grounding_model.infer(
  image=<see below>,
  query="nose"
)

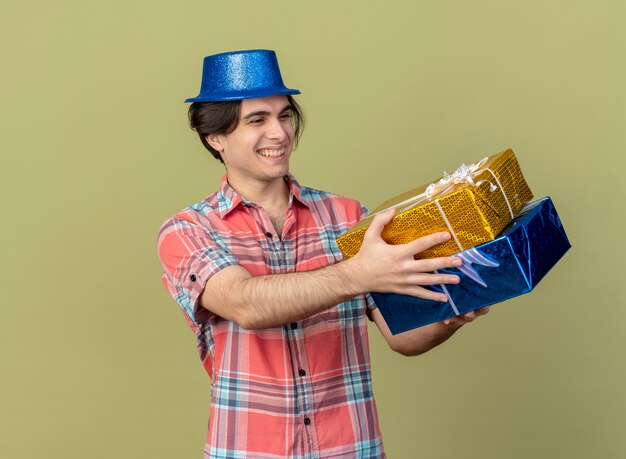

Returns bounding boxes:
[266,117,290,141]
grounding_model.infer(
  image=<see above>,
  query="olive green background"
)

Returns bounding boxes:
[2,1,624,458]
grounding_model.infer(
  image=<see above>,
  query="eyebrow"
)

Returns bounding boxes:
[241,105,293,120]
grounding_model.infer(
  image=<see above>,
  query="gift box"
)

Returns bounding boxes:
[370,197,571,335]
[337,149,533,259]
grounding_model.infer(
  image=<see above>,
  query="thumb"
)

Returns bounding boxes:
[363,208,396,243]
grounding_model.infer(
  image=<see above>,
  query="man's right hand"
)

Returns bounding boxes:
[347,209,463,302]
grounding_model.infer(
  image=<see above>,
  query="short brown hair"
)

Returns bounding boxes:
[188,96,305,163]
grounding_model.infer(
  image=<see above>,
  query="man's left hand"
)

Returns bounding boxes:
[442,306,491,328]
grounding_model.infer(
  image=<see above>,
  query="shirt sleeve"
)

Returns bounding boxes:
[356,203,378,318]
[157,216,240,325]
[359,203,369,220]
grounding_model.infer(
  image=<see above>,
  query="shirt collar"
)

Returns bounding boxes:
[216,173,312,218]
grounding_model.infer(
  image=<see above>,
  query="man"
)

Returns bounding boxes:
[157,49,489,459]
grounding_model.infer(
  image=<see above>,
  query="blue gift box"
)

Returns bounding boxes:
[370,197,571,335]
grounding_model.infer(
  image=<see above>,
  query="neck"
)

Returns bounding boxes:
[227,174,290,211]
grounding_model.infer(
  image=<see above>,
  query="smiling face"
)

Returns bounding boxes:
[206,95,295,190]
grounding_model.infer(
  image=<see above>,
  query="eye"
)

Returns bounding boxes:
[280,111,293,120]
[248,118,263,125]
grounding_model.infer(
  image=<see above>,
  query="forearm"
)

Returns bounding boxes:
[372,307,463,356]
[391,322,463,356]
[372,306,491,356]
[201,259,364,329]
[200,210,470,330]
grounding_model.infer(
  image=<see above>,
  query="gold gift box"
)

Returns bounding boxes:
[337,149,533,259]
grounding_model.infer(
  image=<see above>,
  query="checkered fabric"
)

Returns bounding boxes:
[157,174,385,458]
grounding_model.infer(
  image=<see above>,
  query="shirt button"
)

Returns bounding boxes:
[298,369,306,377]
[189,274,197,282]
[290,322,298,330]
[304,417,311,425]
[265,232,273,238]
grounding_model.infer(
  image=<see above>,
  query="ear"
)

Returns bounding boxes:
[205,134,224,153]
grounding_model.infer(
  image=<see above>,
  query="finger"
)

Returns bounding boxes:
[407,273,460,286]
[461,311,477,322]
[443,316,465,327]
[460,307,491,322]
[363,209,396,242]
[400,285,449,303]
[402,232,452,256]
[414,256,463,272]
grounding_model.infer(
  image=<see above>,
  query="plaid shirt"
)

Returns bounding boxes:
[157,174,385,459]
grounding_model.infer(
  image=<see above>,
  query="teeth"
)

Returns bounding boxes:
[258,147,285,157]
